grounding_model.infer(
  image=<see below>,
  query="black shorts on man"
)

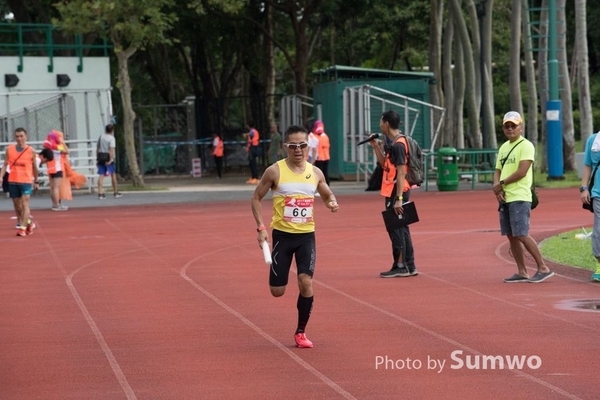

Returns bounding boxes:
[269,230,316,287]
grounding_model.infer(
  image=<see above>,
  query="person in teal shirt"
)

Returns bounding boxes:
[580,131,600,281]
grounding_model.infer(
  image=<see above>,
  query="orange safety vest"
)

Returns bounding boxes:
[317,133,330,161]
[44,130,67,174]
[46,154,65,174]
[6,145,34,184]
[247,128,260,148]
[380,136,409,198]
[212,137,224,157]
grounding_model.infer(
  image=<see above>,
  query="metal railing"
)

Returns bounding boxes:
[1,139,98,193]
[0,23,111,73]
[423,149,498,191]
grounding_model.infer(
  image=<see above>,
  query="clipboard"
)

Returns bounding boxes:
[381,201,419,231]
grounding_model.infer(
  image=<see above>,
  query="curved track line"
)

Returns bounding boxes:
[321,234,595,331]
[180,255,356,400]
[66,271,138,400]
[312,278,582,400]
[59,218,251,398]
[495,240,598,285]
[59,224,209,400]
[36,222,154,400]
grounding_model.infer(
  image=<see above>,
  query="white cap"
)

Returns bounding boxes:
[502,111,523,125]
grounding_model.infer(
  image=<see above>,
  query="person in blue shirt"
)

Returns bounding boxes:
[580,131,600,281]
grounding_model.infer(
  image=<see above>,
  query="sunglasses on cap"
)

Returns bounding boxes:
[284,142,309,150]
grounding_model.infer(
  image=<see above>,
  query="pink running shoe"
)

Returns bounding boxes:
[26,221,36,235]
[294,333,313,348]
[16,228,26,237]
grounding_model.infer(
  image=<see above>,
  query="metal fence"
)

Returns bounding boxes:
[134,104,194,175]
[0,138,100,193]
[134,101,273,177]
[0,90,112,143]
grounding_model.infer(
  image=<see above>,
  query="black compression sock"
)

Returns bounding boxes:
[296,294,314,334]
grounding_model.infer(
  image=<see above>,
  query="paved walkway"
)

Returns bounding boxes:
[0,173,492,212]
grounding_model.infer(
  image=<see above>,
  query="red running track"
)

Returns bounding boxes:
[0,187,598,399]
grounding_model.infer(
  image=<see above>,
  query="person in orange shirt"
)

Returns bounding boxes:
[243,121,261,184]
[211,132,224,179]
[367,110,418,278]
[313,120,331,185]
[0,128,52,236]
[43,130,70,211]
[306,130,319,164]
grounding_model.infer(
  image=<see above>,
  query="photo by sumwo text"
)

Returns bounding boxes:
[375,350,542,373]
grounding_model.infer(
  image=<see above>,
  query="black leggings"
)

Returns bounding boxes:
[386,189,415,268]
[214,156,223,178]
[315,160,329,186]
[269,230,316,287]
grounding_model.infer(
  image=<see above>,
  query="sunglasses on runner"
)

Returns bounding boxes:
[284,142,309,150]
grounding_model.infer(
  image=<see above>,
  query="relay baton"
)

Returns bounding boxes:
[262,241,272,265]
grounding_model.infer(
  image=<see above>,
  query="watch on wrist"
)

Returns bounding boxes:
[499,180,505,186]
[580,185,589,193]
[256,225,267,232]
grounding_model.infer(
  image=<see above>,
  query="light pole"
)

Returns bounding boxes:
[476,0,488,149]
[546,0,564,179]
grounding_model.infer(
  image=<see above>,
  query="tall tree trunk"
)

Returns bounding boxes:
[467,1,481,112]
[483,0,496,149]
[429,0,444,146]
[575,0,593,145]
[442,6,456,148]
[557,0,576,171]
[449,0,480,148]
[329,25,336,66]
[264,2,276,128]
[294,25,309,122]
[454,32,466,149]
[509,0,523,122]
[522,0,539,147]
[113,38,144,187]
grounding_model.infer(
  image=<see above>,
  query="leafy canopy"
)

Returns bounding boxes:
[53,0,177,50]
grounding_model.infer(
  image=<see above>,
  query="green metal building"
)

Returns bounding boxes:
[312,65,436,180]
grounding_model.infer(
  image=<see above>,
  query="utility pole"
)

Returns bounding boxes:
[546,0,564,179]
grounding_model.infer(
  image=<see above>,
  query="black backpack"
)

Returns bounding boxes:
[399,134,424,187]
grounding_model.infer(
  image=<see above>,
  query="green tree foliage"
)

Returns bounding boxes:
[53,0,177,186]
[5,0,600,154]
[315,0,430,71]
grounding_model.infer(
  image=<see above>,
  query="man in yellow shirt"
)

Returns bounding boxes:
[493,111,554,283]
[251,125,339,348]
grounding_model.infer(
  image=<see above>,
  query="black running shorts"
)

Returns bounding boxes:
[269,229,316,287]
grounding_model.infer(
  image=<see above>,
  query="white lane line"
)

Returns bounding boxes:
[180,258,356,400]
[66,271,138,400]
[37,219,150,400]
[313,277,583,400]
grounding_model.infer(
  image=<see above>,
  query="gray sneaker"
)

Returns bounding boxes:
[528,271,555,283]
[380,264,411,278]
[114,192,123,198]
[503,273,529,283]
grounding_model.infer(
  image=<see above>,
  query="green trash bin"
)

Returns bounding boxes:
[437,147,459,191]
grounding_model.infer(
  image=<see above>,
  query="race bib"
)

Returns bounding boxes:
[283,197,314,223]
